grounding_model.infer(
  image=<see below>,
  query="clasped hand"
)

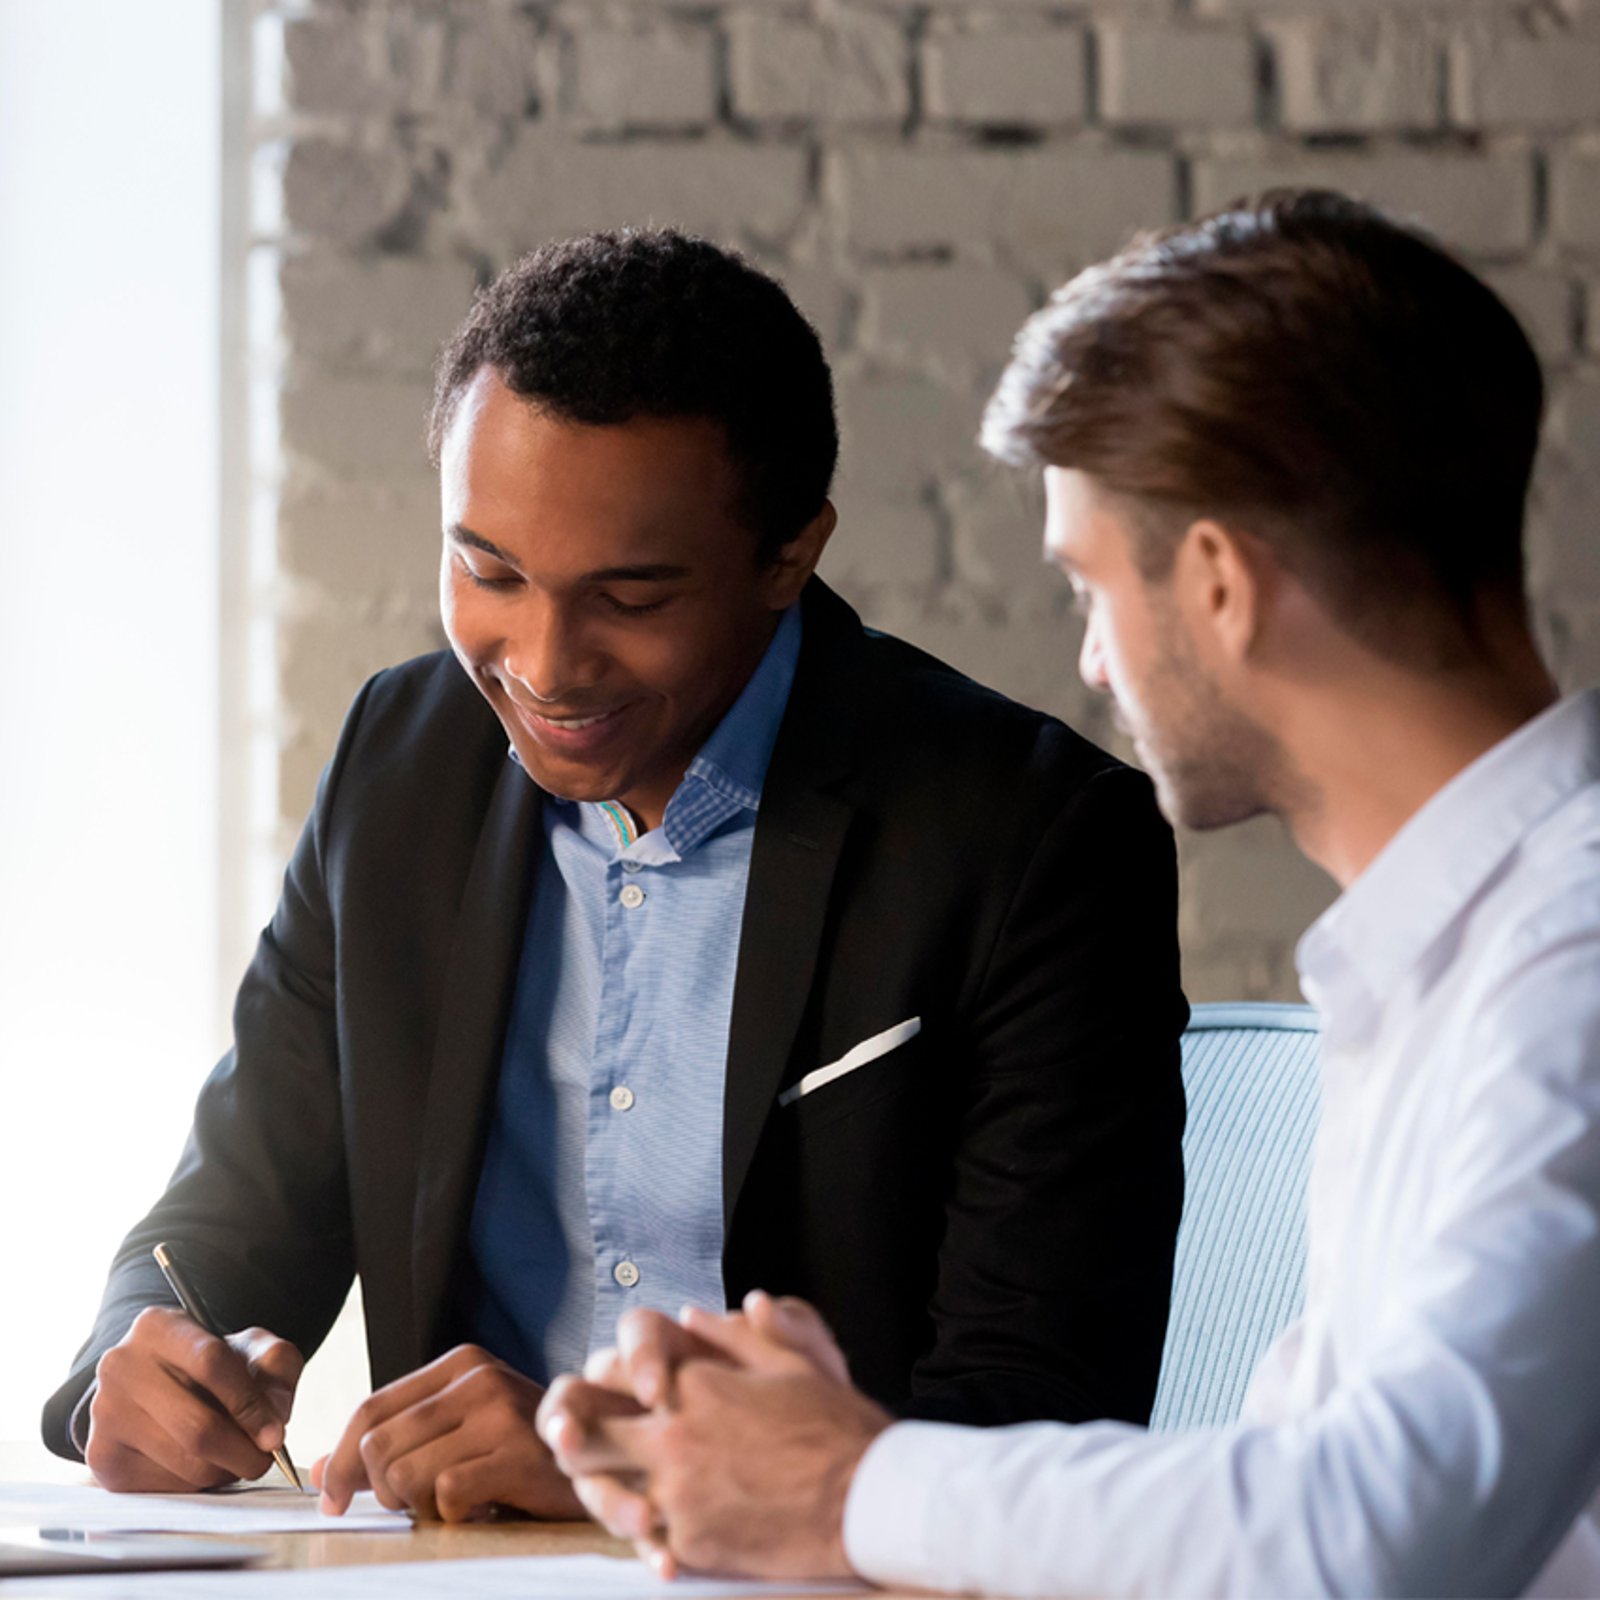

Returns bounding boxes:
[535,1291,892,1580]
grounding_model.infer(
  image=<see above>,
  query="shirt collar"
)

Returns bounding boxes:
[1297,689,1600,1020]
[682,602,802,811]
[532,603,804,862]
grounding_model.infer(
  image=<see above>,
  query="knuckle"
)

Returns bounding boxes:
[359,1424,394,1469]
[95,1345,131,1387]
[190,1341,232,1391]
[128,1305,173,1340]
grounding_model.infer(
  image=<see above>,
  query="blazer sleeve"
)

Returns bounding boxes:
[906,761,1188,1428]
[39,680,379,1460]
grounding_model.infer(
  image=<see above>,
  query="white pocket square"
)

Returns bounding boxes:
[777,1017,922,1109]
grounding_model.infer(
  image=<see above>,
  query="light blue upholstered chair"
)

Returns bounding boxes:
[1150,1002,1322,1432]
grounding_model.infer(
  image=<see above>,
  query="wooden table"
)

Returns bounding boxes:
[239,1514,632,1570]
[0,1444,920,1593]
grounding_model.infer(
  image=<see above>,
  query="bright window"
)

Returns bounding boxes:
[0,0,223,1444]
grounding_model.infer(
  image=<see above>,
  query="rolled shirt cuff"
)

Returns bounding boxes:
[843,1420,981,1592]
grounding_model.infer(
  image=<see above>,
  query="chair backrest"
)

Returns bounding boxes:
[1150,1001,1321,1432]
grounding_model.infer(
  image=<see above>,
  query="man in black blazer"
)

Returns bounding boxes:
[44,230,1186,1521]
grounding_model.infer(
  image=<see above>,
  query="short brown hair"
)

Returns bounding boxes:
[982,190,1544,655]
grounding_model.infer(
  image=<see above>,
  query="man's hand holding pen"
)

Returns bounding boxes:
[84,1306,303,1493]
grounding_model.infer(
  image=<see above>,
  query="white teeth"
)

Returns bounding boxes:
[543,713,608,730]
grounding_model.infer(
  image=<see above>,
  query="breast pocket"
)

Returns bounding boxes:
[780,1017,922,1137]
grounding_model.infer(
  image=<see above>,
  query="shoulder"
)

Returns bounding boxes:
[318,648,509,824]
[802,594,1145,832]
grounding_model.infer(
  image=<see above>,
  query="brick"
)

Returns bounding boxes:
[1451,34,1600,129]
[469,134,811,254]
[442,9,545,118]
[1526,374,1600,605]
[279,138,414,246]
[1099,24,1258,129]
[922,26,1087,126]
[943,464,1058,596]
[1553,152,1600,255]
[272,13,396,115]
[276,481,443,603]
[865,589,1113,737]
[1542,602,1600,693]
[278,607,446,819]
[277,254,478,375]
[833,145,1177,270]
[728,9,908,126]
[1480,267,1576,367]
[1178,816,1336,947]
[1180,945,1298,1005]
[818,496,942,589]
[1267,16,1440,133]
[770,261,854,350]
[279,373,435,479]
[569,25,716,129]
[857,264,1034,380]
[836,372,986,497]
[1192,150,1535,257]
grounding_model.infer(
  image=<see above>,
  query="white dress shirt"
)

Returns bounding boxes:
[845,690,1600,1598]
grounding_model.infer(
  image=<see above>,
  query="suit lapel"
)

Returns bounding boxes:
[722,582,862,1225]
[411,757,541,1359]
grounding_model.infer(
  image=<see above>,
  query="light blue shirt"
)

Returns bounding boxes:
[461,605,803,1385]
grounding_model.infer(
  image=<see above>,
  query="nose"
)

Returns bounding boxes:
[1078,615,1110,692]
[504,595,603,703]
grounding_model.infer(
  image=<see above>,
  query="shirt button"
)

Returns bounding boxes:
[614,1260,640,1288]
[610,1085,635,1112]
[622,860,642,874]
[619,883,646,909]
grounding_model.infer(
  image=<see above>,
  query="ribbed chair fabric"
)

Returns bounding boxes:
[1150,1002,1322,1433]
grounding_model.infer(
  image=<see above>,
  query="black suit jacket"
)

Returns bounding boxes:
[44,581,1186,1456]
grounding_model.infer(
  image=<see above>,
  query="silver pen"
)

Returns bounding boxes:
[151,1241,304,1491]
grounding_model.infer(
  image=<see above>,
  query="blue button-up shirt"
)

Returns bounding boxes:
[461,605,803,1385]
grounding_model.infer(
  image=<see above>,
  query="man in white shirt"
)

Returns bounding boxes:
[535,188,1600,1597]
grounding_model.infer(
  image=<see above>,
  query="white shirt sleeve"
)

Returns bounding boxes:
[843,930,1600,1599]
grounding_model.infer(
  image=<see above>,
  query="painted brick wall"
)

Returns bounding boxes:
[247,0,1600,1002]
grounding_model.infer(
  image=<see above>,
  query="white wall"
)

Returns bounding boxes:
[0,0,222,1443]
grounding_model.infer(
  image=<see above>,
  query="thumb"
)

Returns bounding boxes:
[677,1302,820,1379]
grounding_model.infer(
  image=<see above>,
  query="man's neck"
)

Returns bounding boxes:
[1281,656,1559,890]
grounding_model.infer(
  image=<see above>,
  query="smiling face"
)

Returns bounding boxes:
[440,368,831,831]
[1044,466,1278,832]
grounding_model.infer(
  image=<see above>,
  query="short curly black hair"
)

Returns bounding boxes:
[428,229,838,563]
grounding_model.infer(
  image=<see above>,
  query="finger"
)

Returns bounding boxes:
[678,1303,817,1378]
[742,1291,850,1382]
[309,1454,329,1491]
[538,1379,646,1474]
[136,1311,287,1453]
[318,1348,485,1514]
[431,1444,582,1524]
[103,1389,261,1490]
[92,1335,265,1486]
[570,1469,657,1542]
[355,1382,479,1515]
[582,1346,628,1391]
[615,1308,736,1407]
[639,1535,678,1581]
[231,1328,305,1422]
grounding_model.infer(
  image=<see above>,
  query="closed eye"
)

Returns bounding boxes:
[599,593,670,616]
[455,553,519,591]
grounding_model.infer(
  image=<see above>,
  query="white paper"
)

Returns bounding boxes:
[0,1481,409,1535]
[1,1551,864,1597]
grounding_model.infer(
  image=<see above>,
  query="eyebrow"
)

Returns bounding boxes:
[449,526,692,585]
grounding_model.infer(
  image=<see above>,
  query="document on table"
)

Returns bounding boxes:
[0,1551,865,1596]
[0,1481,409,1535]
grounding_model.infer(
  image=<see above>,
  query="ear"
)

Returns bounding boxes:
[761,500,837,607]
[1172,517,1268,663]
